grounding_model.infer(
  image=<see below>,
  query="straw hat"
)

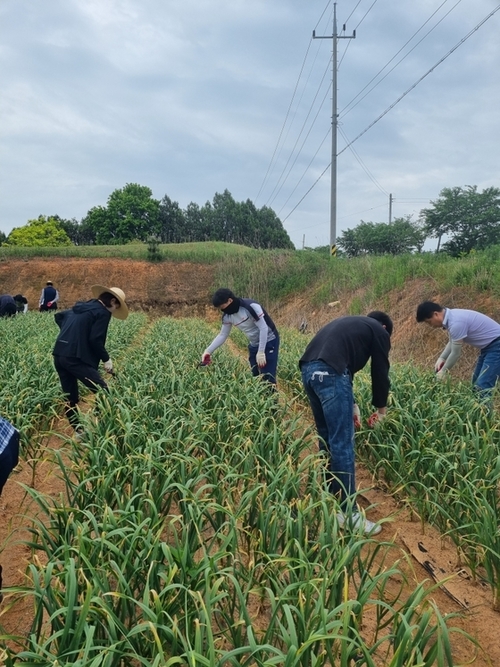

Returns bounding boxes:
[91,285,129,320]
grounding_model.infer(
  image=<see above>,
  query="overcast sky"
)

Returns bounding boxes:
[1,0,499,249]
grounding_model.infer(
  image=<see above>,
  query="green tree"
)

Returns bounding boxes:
[0,230,6,246]
[158,195,186,243]
[6,215,72,247]
[254,205,295,249]
[337,217,425,257]
[420,185,500,255]
[184,202,206,241]
[85,183,160,244]
[46,215,96,245]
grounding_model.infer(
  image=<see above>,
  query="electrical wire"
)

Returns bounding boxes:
[255,0,332,204]
[340,0,463,119]
[278,126,331,215]
[265,58,332,207]
[338,125,389,196]
[338,4,500,156]
[281,5,500,222]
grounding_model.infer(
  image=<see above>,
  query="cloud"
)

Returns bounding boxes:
[1,0,499,249]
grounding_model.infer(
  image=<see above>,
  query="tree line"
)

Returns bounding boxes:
[336,185,500,257]
[2,183,499,256]
[2,185,295,250]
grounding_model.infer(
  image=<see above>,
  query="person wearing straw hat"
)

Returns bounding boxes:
[52,285,128,438]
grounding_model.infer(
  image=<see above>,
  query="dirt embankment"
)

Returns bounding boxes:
[0,258,217,318]
[1,256,497,376]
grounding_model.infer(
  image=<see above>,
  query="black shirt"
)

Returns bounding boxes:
[299,316,390,408]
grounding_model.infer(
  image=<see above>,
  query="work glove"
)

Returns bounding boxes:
[434,357,445,373]
[201,351,212,366]
[367,411,386,428]
[256,351,267,368]
[353,403,361,430]
[104,359,113,373]
[435,368,447,381]
[47,301,53,308]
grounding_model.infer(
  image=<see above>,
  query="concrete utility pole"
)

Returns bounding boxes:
[389,193,393,223]
[313,3,355,257]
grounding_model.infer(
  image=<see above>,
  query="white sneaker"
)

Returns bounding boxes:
[336,511,382,536]
[74,428,85,443]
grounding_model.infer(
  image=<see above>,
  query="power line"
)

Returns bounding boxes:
[337,5,500,156]
[340,0,463,119]
[265,58,332,207]
[255,1,333,204]
[280,5,500,222]
[338,125,389,196]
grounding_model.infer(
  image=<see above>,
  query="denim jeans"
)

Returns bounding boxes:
[301,360,355,509]
[472,337,500,398]
[248,336,280,386]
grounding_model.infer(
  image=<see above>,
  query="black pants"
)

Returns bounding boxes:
[0,430,20,496]
[53,355,108,428]
[40,303,58,312]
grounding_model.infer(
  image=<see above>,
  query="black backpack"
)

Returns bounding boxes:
[239,298,278,336]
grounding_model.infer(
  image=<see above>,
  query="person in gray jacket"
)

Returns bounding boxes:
[416,301,500,398]
[53,285,128,436]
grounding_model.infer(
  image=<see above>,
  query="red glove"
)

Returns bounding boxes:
[367,411,386,428]
[47,301,53,307]
[200,352,211,366]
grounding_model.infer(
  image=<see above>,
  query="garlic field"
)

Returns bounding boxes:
[1,313,499,666]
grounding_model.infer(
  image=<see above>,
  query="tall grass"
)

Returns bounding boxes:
[3,243,500,306]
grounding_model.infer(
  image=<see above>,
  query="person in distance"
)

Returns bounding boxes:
[39,280,60,312]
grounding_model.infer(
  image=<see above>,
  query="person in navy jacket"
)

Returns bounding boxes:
[53,284,128,437]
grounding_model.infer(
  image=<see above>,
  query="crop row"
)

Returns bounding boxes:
[0,316,465,666]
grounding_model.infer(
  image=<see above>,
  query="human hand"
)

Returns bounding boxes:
[367,411,386,428]
[434,358,445,373]
[353,403,361,430]
[201,351,212,366]
[104,359,113,373]
[435,369,447,381]
[47,302,53,308]
[256,351,267,368]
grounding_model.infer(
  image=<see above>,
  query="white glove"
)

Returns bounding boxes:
[434,358,445,373]
[367,411,386,428]
[435,368,447,381]
[104,359,113,373]
[256,351,267,368]
[353,403,361,430]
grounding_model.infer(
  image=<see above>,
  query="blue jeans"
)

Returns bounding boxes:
[472,337,500,399]
[249,336,280,386]
[301,360,355,509]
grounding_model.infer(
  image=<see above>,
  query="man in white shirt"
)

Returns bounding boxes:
[416,301,500,396]
[201,288,279,387]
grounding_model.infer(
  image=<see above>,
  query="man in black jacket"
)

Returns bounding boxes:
[53,285,128,437]
[299,311,392,535]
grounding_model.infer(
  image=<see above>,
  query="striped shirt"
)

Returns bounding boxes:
[0,417,16,455]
